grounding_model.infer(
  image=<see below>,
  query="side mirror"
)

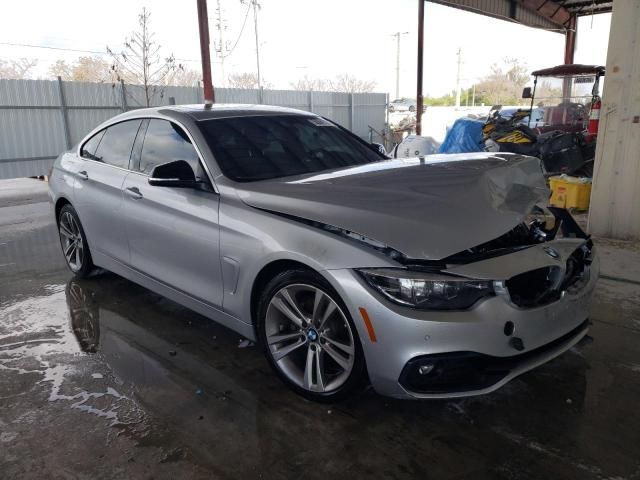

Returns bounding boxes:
[371,142,387,155]
[148,160,197,188]
[522,87,533,99]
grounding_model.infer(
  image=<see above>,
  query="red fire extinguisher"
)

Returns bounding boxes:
[587,96,601,141]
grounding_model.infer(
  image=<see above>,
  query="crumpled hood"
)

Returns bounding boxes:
[234,153,550,260]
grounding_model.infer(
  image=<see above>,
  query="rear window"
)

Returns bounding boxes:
[197,115,383,182]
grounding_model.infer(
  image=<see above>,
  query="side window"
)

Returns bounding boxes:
[80,129,106,161]
[139,119,200,175]
[93,120,142,169]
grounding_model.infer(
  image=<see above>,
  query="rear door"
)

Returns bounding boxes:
[121,118,223,307]
[73,119,143,263]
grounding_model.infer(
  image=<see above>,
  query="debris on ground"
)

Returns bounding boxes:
[238,339,254,348]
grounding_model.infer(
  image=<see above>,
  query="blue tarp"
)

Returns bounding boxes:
[438,117,485,154]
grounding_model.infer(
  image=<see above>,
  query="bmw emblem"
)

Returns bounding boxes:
[307,328,318,342]
[543,246,560,259]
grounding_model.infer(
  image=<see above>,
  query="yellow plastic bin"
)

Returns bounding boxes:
[548,175,592,211]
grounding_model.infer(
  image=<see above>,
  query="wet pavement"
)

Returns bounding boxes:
[1,179,640,480]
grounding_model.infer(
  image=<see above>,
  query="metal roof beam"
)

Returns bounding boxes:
[519,0,573,28]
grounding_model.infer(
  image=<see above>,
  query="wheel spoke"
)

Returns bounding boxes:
[267,331,303,346]
[303,346,324,391]
[75,242,81,266]
[68,215,79,235]
[323,343,351,371]
[318,302,336,330]
[311,289,324,325]
[322,336,354,356]
[280,288,308,325]
[64,242,75,260]
[272,337,306,361]
[59,223,74,238]
[271,297,305,328]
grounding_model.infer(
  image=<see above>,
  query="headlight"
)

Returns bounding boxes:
[357,268,494,310]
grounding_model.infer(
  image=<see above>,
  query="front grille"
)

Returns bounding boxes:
[506,266,563,308]
[506,246,591,308]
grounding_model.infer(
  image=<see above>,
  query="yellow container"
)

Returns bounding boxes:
[549,176,592,211]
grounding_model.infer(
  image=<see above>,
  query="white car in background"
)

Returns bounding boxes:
[389,98,417,113]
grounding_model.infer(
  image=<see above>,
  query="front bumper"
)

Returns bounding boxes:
[325,243,598,399]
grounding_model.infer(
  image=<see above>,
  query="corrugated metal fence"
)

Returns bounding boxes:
[0,78,388,179]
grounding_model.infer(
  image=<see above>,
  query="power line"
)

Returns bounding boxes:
[0,41,205,65]
[222,2,252,58]
[0,41,106,55]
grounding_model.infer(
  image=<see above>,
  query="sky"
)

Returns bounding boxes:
[0,0,611,97]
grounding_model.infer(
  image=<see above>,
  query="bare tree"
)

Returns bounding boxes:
[107,7,180,106]
[289,74,376,93]
[0,58,38,79]
[227,72,271,89]
[329,74,376,93]
[49,56,113,83]
[167,67,202,87]
[289,75,330,91]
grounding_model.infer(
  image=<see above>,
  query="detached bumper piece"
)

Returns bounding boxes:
[399,319,589,395]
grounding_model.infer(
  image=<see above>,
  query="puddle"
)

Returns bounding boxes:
[0,284,146,428]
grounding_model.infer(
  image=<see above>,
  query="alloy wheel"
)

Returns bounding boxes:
[265,284,355,393]
[59,211,84,272]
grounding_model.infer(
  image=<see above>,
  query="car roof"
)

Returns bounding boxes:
[117,104,315,122]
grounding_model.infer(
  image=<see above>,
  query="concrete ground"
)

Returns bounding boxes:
[1,178,640,480]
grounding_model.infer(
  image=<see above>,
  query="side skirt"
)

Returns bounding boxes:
[92,251,256,341]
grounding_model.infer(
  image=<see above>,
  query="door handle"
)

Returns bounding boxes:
[77,170,89,181]
[125,186,143,200]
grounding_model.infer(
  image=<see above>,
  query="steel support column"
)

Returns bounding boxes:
[197,0,215,104]
[416,0,425,136]
[564,15,577,64]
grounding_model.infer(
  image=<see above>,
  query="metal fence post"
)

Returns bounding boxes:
[56,76,72,149]
[349,93,354,131]
[308,89,314,113]
[120,80,128,112]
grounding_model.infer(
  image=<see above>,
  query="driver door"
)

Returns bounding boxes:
[121,118,223,307]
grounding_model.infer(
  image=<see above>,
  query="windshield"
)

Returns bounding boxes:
[528,74,602,129]
[197,114,383,182]
[533,74,601,108]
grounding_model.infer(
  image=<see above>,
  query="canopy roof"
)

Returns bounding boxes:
[531,64,606,77]
[427,0,612,31]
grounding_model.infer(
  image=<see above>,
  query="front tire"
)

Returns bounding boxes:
[257,269,366,402]
[58,204,94,279]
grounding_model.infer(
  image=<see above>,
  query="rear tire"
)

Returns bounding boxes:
[57,204,95,279]
[256,269,366,402]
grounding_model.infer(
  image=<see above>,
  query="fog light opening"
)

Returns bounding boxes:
[418,364,434,375]
[504,321,515,337]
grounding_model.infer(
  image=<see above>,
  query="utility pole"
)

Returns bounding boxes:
[392,32,409,100]
[197,0,214,104]
[472,84,476,107]
[252,0,262,89]
[214,0,228,87]
[455,47,462,108]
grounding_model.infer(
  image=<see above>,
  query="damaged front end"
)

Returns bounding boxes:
[345,206,598,398]
[319,206,594,319]
[438,206,596,310]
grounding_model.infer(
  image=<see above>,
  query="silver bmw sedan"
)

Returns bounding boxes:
[49,104,598,401]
